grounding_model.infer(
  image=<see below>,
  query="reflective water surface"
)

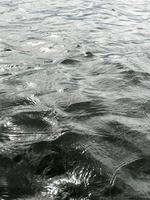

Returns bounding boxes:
[0,0,150,199]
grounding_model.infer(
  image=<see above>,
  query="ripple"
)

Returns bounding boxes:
[143,99,150,120]
[0,95,36,111]
[61,58,80,65]
[11,109,56,131]
[63,100,108,120]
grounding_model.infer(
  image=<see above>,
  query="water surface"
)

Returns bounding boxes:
[0,0,150,199]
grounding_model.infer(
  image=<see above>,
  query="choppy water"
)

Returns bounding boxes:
[0,0,150,199]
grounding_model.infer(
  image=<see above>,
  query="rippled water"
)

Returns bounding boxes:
[0,0,150,199]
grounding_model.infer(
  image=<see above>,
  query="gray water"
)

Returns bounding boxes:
[0,0,150,199]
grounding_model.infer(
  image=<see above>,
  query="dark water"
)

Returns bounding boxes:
[0,0,150,199]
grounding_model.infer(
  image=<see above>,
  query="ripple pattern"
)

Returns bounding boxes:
[0,0,150,199]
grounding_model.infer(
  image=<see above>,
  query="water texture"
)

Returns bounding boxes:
[0,0,150,199]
